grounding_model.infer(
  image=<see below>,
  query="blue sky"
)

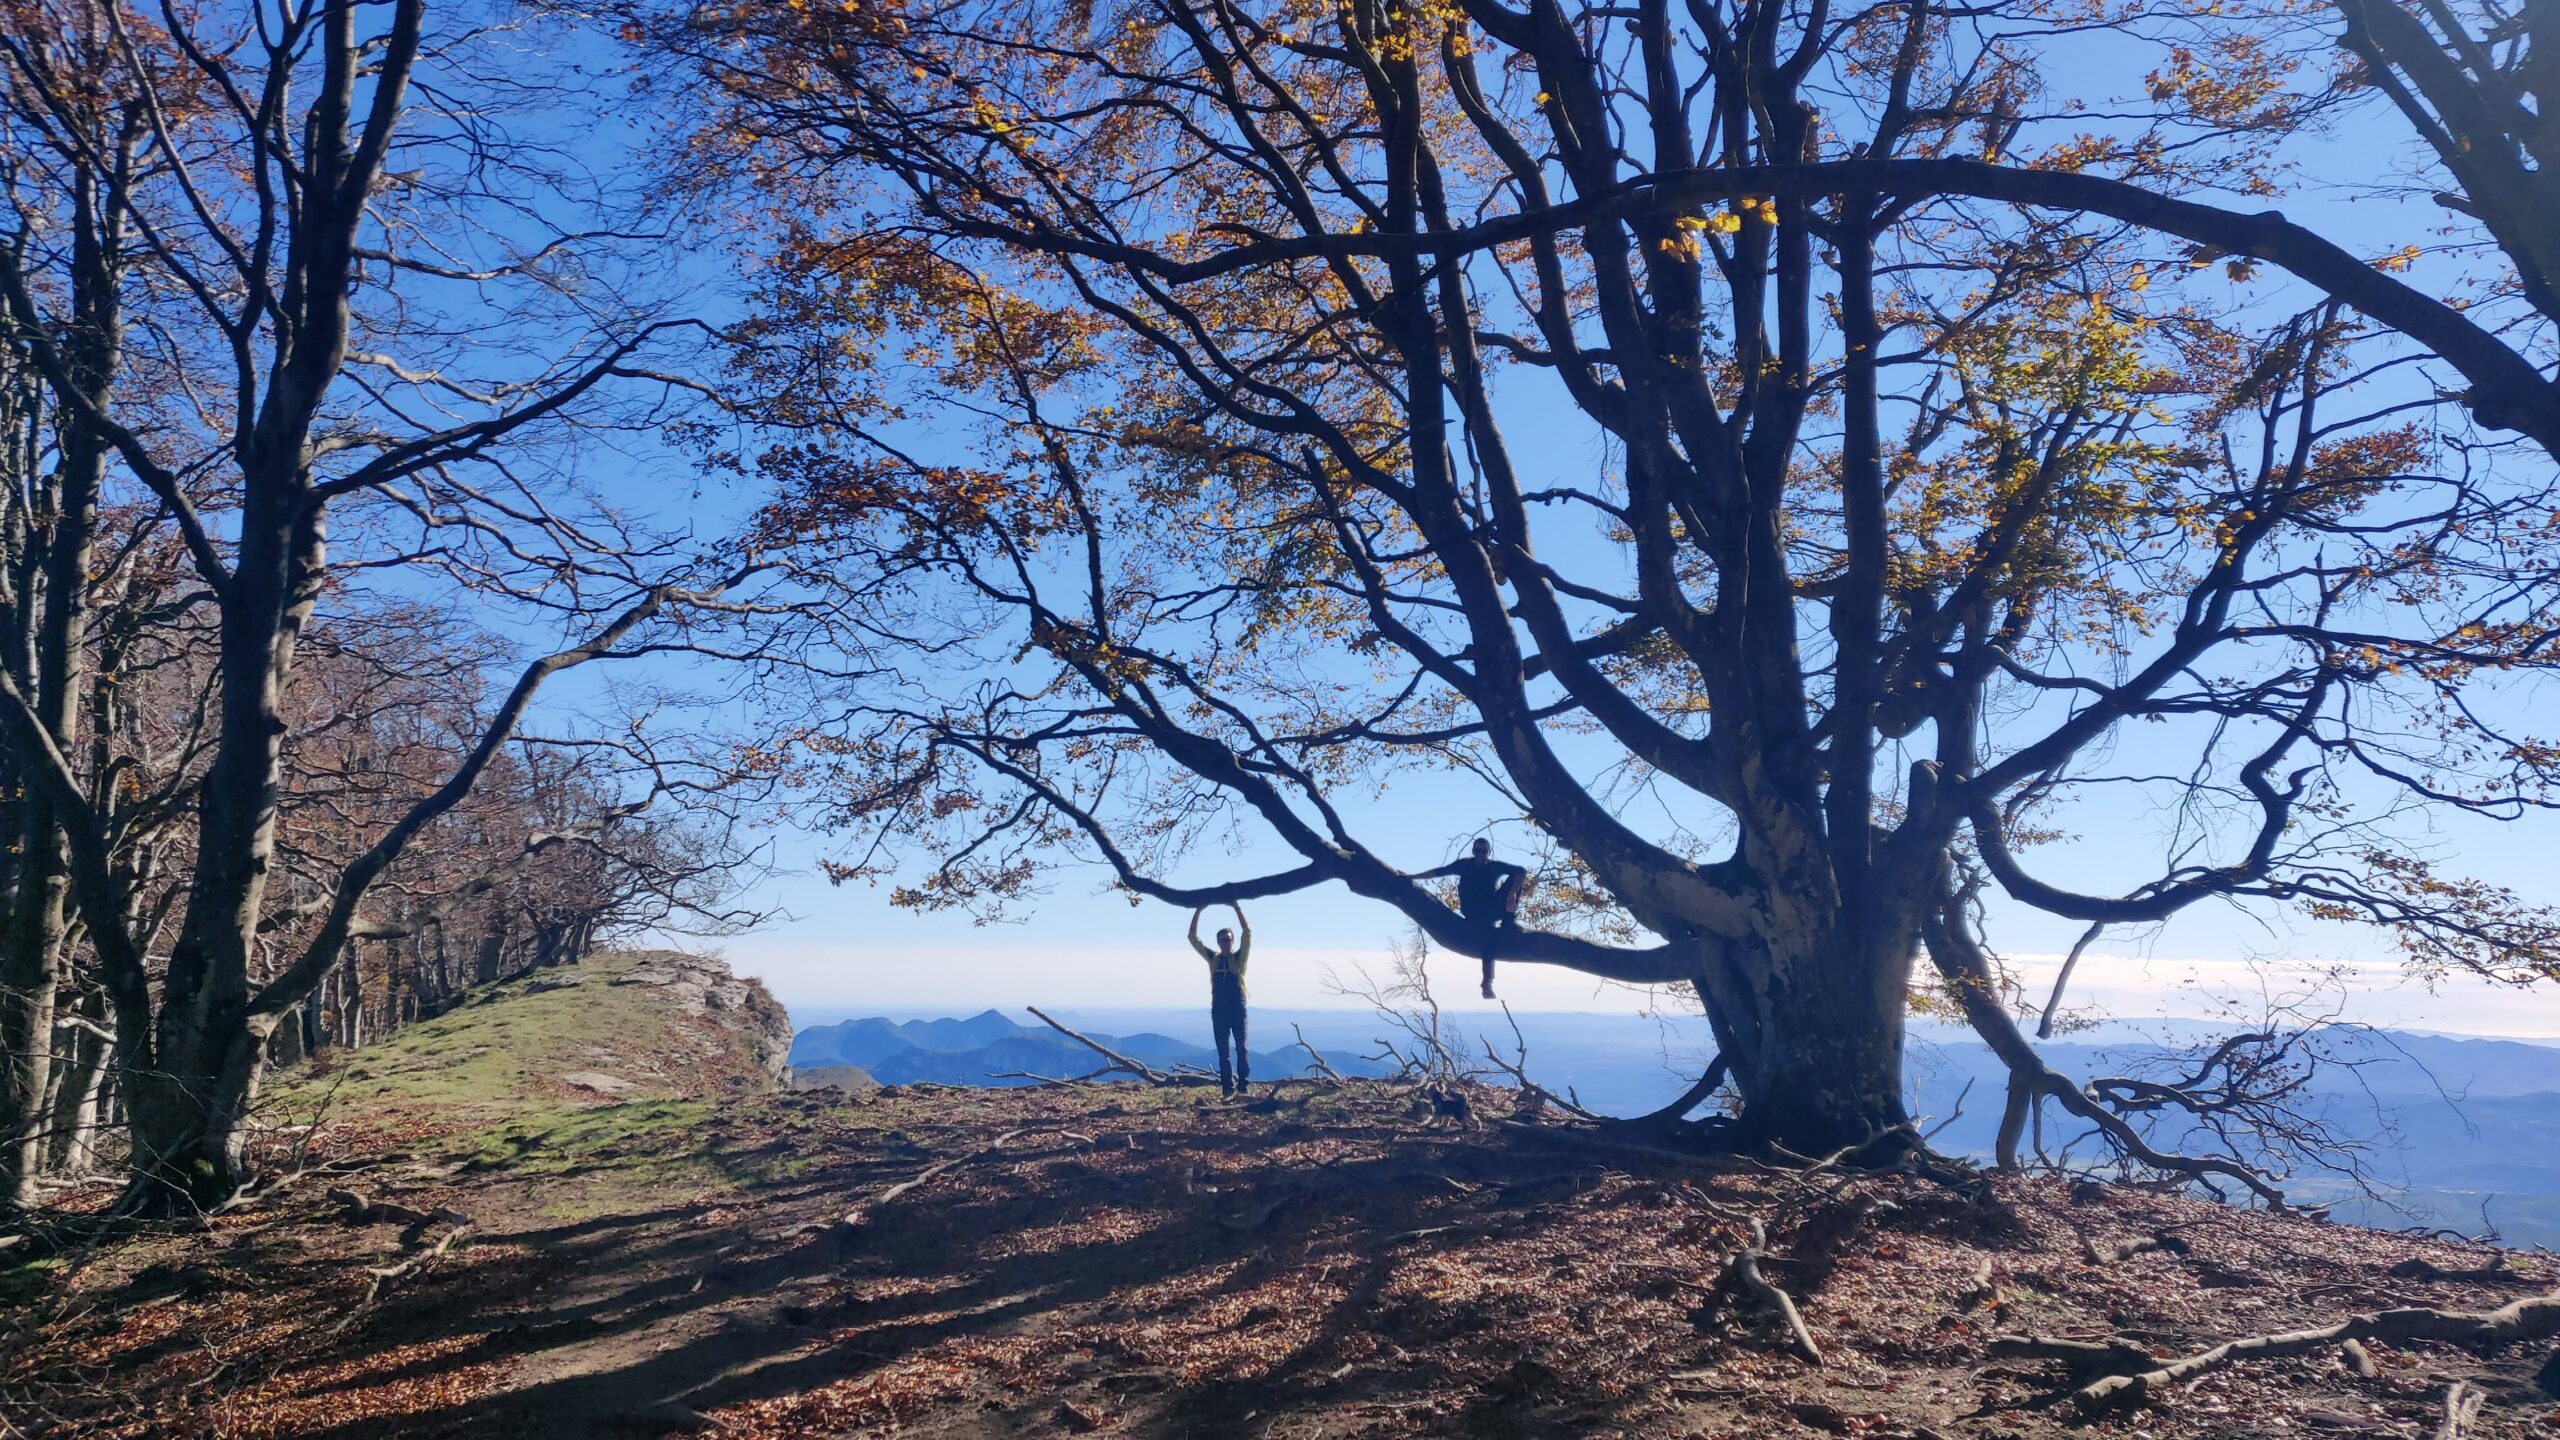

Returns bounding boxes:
[534,5,2560,1042]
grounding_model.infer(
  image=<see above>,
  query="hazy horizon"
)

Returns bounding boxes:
[726,915,2560,1042]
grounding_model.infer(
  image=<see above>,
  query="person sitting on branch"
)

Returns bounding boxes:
[1413,839,1530,999]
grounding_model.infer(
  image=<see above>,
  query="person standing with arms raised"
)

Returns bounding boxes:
[1188,904,1253,1096]
[1414,839,1530,999]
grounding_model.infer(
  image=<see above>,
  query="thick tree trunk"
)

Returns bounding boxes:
[1691,922,1918,1155]
[1738,961,1913,1153]
[117,484,323,1214]
[120,1022,265,1215]
[474,926,506,985]
[2,446,98,1207]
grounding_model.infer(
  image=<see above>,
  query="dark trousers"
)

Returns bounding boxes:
[1211,989,1248,1090]
[1469,911,1515,987]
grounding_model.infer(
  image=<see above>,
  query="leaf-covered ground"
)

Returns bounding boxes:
[5,959,2557,1438]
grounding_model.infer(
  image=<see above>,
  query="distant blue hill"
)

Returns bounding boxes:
[789,1005,2560,1244]
[790,1011,1394,1086]
[793,1010,1031,1069]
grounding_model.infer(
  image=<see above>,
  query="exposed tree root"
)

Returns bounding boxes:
[1716,1218,1822,1366]
[331,1208,476,1328]
[2433,1381,2483,1440]
[2391,1254,2532,1284]
[1216,1190,1296,1231]
[2082,1229,2192,1265]
[2067,1292,2560,1413]
[1633,1055,1731,1127]
[1492,1115,1732,1168]
[1987,1334,2157,1375]
[324,1187,457,1231]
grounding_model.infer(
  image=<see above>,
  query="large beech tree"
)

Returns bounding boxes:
[666,0,2560,1157]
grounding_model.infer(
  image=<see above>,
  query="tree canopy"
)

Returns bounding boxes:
[656,0,2560,1160]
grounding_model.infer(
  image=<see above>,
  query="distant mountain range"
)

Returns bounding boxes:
[789,1008,1395,1087]
[787,1005,2560,1244]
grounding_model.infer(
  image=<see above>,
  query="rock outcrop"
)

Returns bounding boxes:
[601,950,795,1085]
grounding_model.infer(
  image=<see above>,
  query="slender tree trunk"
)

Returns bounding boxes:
[1,834,64,1207]
[341,950,365,1049]
[1996,1075,2034,1170]
[45,991,106,1176]
[2,432,100,1208]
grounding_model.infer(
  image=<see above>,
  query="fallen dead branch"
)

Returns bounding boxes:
[2071,1291,2560,1413]
[1958,1257,1999,1312]
[1026,1007,1212,1087]
[1716,1218,1822,1366]
[839,1125,1097,1230]
[1480,1003,1604,1122]
[989,1068,1114,1088]
[1290,1024,1346,1083]
[870,1127,1030,1207]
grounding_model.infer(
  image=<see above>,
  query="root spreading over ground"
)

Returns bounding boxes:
[7,1071,2557,1439]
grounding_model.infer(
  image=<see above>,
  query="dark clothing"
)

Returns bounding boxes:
[1211,988,1248,1092]
[1448,855,1525,921]
[1430,854,1525,998]
[1474,913,1515,989]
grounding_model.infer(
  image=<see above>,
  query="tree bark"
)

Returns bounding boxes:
[1727,930,1917,1153]
[44,997,107,1177]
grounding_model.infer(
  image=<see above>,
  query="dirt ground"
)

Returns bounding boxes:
[6,1071,2559,1439]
